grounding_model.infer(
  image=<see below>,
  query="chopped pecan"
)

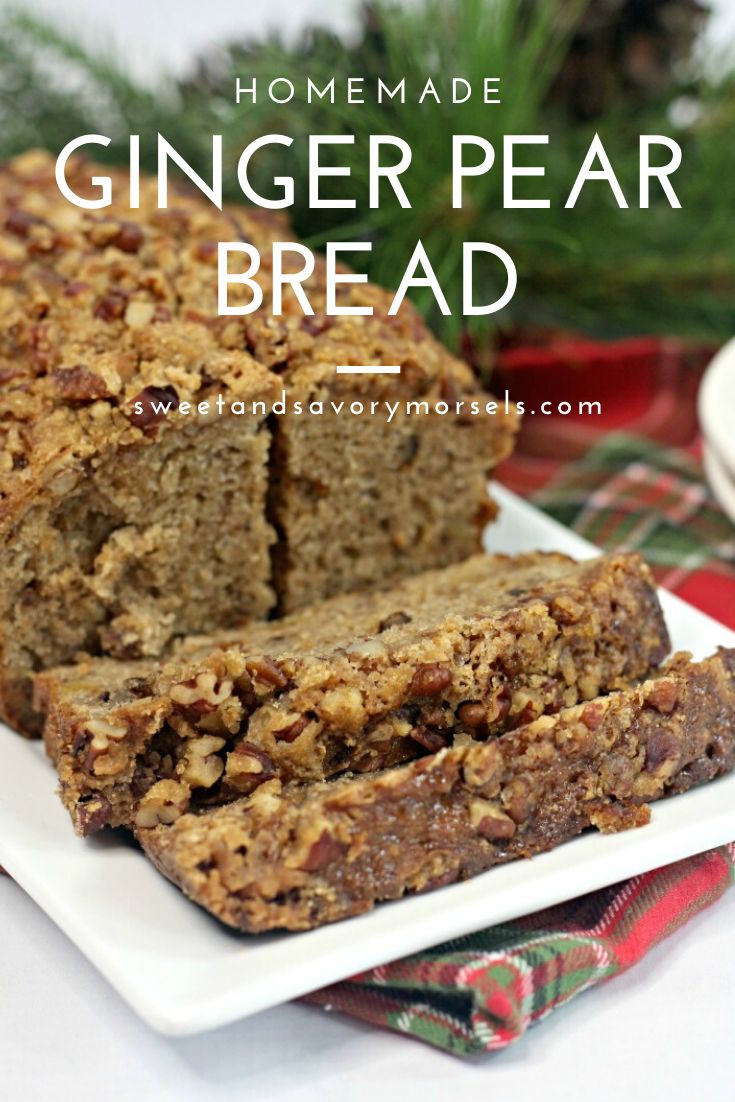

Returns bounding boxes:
[513,695,540,727]
[463,742,501,790]
[439,372,462,404]
[52,364,110,402]
[85,717,127,742]
[550,594,584,625]
[111,221,144,254]
[411,727,447,753]
[581,700,606,731]
[169,670,232,713]
[94,291,127,321]
[507,792,532,825]
[273,715,308,743]
[182,736,226,789]
[409,663,452,697]
[458,701,486,730]
[225,743,276,789]
[5,208,45,237]
[645,729,681,775]
[300,314,334,337]
[487,685,511,727]
[76,793,113,835]
[194,240,218,262]
[134,780,189,828]
[247,655,288,689]
[124,301,155,329]
[123,676,153,698]
[126,384,179,429]
[298,830,346,872]
[469,799,516,840]
[63,280,90,297]
[378,610,412,632]
[646,679,678,714]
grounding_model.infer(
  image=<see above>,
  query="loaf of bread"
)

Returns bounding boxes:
[35,551,669,835]
[0,151,517,733]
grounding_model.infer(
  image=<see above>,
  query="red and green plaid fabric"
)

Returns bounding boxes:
[305,845,735,1055]
[524,433,735,631]
[303,432,735,1056]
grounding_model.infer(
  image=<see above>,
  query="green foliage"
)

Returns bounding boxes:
[0,1,733,348]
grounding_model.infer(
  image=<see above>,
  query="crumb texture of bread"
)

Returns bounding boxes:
[0,151,517,733]
[138,649,735,932]
[36,551,669,835]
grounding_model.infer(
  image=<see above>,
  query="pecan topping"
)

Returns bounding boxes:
[409,663,452,697]
[126,384,179,429]
[469,799,516,840]
[300,314,334,337]
[124,301,155,329]
[299,830,346,872]
[93,291,127,321]
[273,715,308,743]
[378,610,412,632]
[5,208,45,237]
[170,670,232,713]
[247,655,288,689]
[646,679,678,714]
[134,780,189,829]
[514,697,540,727]
[52,365,110,402]
[458,701,486,730]
[550,594,584,625]
[439,372,462,405]
[463,742,501,790]
[225,743,276,789]
[645,729,681,775]
[581,700,606,731]
[182,736,226,789]
[76,793,113,835]
[111,221,144,253]
[123,676,153,698]
[63,280,90,297]
[487,685,511,726]
[194,240,218,262]
[85,718,127,742]
[411,727,447,753]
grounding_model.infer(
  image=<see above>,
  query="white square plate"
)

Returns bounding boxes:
[1,485,734,1037]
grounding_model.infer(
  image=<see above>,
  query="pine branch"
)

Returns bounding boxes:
[0,0,732,347]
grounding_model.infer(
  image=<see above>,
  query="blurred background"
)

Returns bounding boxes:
[4,0,734,82]
[1,0,734,465]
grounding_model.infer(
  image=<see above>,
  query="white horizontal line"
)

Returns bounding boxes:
[335,365,401,374]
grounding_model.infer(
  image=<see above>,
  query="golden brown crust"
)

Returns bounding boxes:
[138,649,735,932]
[37,551,669,834]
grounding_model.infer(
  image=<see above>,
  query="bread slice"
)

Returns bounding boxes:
[0,151,516,733]
[35,551,669,835]
[138,649,735,932]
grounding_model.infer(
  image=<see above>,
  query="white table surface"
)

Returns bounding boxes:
[2,868,734,1102]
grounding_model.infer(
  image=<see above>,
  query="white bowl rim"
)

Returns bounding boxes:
[703,439,735,527]
[699,337,735,480]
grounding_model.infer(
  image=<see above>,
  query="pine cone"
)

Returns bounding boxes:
[552,0,709,119]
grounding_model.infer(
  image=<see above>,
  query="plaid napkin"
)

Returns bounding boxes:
[303,433,735,1055]
[305,846,735,1055]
